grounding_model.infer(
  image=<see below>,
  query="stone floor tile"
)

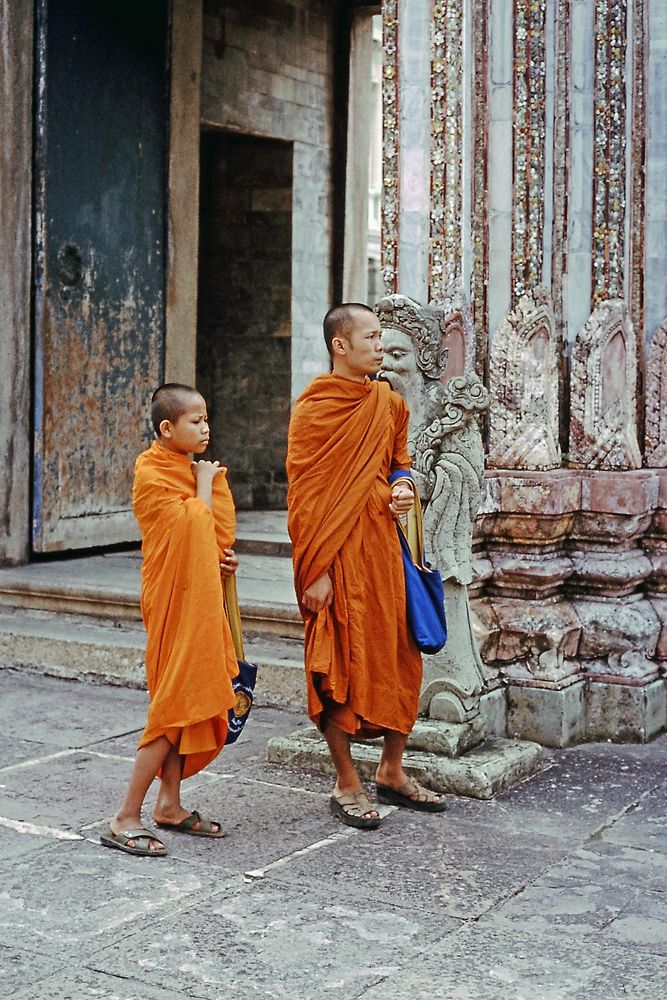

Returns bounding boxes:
[487,880,636,935]
[140,774,348,872]
[11,968,190,1000]
[0,824,62,863]
[448,740,667,842]
[0,941,64,997]
[0,749,220,832]
[0,841,234,961]
[0,669,148,747]
[90,879,453,1000]
[603,888,667,955]
[268,809,570,920]
[0,734,64,769]
[601,780,667,853]
[356,923,667,1000]
[535,840,667,893]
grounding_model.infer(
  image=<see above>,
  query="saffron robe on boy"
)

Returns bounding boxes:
[133,441,238,778]
[286,374,422,737]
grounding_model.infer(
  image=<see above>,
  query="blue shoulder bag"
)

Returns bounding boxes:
[389,471,447,655]
[222,573,258,744]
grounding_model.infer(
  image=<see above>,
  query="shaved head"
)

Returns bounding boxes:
[151,383,203,435]
[323,303,376,356]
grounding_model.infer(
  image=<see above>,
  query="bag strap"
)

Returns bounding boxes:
[222,573,246,661]
[390,482,431,571]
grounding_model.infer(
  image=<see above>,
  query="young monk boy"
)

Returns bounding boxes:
[101,383,241,857]
[286,304,446,829]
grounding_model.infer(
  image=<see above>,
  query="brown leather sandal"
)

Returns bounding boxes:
[330,789,382,829]
[376,777,447,813]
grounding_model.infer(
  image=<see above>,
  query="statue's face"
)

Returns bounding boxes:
[379,328,420,399]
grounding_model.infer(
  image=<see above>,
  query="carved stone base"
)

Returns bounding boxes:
[266,727,544,800]
[507,680,587,748]
[586,679,667,742]
[480,686,508,737]
[407,717,486,757]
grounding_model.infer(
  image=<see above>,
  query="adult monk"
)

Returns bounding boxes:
[287,304,446,828]
[101,383,240,856]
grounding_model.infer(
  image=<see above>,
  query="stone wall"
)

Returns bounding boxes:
[197,132,292,508]
[201,0,334,403]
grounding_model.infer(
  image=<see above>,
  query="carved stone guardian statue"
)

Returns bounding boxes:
[375,293,491,734]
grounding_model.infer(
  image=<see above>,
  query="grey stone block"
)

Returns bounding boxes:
[480,685,508,736]
[586,677,667,742]
[507,680,587,747]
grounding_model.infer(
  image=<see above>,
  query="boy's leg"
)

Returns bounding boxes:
[110,735,173,851]
[152,744,223,834]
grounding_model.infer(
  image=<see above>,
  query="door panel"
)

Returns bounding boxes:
[33,0,168,551]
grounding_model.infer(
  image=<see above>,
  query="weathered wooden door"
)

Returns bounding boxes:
[33,0,168,552]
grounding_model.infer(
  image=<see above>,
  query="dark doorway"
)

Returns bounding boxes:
[32,0,168,552]
[197,131,293,510]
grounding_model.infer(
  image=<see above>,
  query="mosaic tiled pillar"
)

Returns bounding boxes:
[381,0,400,294]
[379,0,667,745]
[429,0,463,298]
[644,0,667,345]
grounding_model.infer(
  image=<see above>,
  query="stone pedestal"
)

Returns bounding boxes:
[267,726,544,801]
[475,467,666,745]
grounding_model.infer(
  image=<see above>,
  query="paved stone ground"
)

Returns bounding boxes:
[0,668,665,1000]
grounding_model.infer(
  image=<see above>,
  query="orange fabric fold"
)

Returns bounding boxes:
[287,374,422,736]
[133,441,238,778]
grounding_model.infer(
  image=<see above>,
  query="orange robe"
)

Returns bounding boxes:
[287,373,422,736]
[133,440,238,778]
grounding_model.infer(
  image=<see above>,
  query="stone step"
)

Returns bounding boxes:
[0,550,303,640]
[235,510,291,558]
[0,606,306,710]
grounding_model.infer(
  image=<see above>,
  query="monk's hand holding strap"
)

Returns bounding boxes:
[389,475,415,517]
[388,469,447,655]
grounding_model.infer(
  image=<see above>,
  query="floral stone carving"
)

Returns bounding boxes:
[488,287,561,471]
[376,293,491,726]
[569,300,642,470]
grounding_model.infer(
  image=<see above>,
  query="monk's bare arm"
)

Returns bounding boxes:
[191,460,223,510]
[302,572,334,613]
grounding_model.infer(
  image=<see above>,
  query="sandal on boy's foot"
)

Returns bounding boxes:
[100,827,167,857]
[376,778,447,813]
[329,789,382,830]
[154,810,226,838]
